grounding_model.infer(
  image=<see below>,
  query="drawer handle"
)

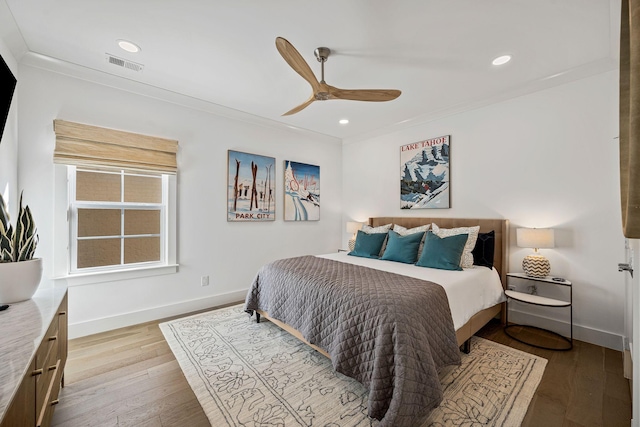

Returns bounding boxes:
[51,399,59,406]
[32,368,43,376]
[48,364,57,371]
[49,335,58,341]
[59,311,66,316]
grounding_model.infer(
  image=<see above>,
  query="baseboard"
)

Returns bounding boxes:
[70,297,626,349]
[508,308,624,351]
[69,289,248,339]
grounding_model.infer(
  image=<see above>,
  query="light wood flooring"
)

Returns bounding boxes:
[51,308,632,427]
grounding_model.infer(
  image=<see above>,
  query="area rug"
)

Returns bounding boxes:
[160,305,547,427]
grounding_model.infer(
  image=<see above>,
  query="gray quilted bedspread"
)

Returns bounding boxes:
[244,255,461,427]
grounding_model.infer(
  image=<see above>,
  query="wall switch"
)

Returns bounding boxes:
[201,275,209,286]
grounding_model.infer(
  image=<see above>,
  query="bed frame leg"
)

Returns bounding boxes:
[461,339,471,354]
[256,312,261,323]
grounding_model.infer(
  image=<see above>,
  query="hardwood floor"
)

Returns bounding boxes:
[51,310,632,427]
[50,313,212,427]
[477,320,632,427]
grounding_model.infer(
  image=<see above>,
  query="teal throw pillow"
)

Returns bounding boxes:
[381,230,425,264]
[348,230,387,259]
[416,231,468,271]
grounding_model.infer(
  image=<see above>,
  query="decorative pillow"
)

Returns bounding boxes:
[348,230,388,259]
[381,230,426,264]
[361,224,393,234]
[392,224,430,235]
[472,230,495,268]
[416,231,467,271]
[393,224,430,257]
[361,223,392,256]
[431,223,480,268]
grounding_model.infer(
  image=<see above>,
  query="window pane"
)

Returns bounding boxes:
[77,238,121,268]
[124,210,160,235]
[124,237,160,264]
[78,209,121,237]
[76,171,121,202]
[124,175,162,203]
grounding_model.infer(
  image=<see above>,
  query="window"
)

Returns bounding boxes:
[68,167,168,273]
[52,119,178,284]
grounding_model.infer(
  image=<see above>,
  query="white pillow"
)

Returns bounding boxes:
[392,224,430,235]
[431,223,480,268]
[362,223,392,234]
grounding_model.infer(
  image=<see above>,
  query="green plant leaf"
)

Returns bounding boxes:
[2,191,38,262]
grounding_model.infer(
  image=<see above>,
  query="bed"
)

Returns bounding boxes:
[244,217,509,426]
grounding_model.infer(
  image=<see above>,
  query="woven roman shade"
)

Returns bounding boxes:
[53,120,178,173]
[620,0,640,237]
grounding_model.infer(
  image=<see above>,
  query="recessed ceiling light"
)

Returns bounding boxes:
[339,119,349,125]
[117,40,141,53]
[492,55,511,66]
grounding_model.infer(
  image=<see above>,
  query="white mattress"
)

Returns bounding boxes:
[318,252,505,330]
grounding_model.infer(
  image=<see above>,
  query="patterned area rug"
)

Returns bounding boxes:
[160,305,546,427]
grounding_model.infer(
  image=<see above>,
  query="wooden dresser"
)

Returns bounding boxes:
[0,287,68,427]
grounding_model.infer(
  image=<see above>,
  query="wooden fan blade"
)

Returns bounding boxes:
[282,96,315,116]
[276,37,321,92]
[329,87,401,102]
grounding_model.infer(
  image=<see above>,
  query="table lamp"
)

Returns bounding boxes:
[516,228,555,277]
[346,221,364,251]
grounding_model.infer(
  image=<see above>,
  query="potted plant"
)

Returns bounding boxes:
[0,191,41,304]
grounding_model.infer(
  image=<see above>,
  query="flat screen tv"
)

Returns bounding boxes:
[0,52,16,144]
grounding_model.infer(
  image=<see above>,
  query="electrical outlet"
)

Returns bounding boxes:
[201,275,209,286]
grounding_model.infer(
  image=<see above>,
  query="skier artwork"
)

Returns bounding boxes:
[400,135,450,209]
[227,150,276,221]
[284,160,320,221]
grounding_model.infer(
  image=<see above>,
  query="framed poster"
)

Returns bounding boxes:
[227,150,275,221]
[284,160,320,221]
[400,135,450,209]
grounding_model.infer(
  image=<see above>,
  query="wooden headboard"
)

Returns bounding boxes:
[369,217,509,288]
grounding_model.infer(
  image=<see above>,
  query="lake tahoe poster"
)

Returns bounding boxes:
[400,135,450,209]
[284,160,320,221]
[227,150,275,221]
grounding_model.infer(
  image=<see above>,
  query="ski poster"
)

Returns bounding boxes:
[400,135,450,209]
[227,150,276,221]
[284,160,320,221]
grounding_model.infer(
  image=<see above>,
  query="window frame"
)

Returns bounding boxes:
[68,167,168,274]
[54,165,178,286]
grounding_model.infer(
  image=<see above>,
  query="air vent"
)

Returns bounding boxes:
[105,53,144,72]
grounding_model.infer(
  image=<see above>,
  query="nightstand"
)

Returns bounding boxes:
[504,272,572,351]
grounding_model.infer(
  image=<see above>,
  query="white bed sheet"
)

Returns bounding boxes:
[318,252,505,330]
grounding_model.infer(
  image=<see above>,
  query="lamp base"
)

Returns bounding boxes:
[522,254,550,278]
[348,238,356,251]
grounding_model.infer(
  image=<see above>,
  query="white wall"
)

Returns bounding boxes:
[343,71,625,349]
[0,36,18,212]
[17,62,342,337]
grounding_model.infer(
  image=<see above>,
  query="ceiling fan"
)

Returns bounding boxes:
[275,37,401,116]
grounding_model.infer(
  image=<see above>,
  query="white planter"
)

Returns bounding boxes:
[0,258,43,304]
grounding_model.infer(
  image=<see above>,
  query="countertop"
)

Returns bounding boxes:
[0,286,67,421]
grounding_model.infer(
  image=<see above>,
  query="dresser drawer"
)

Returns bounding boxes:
[35,318,59,366]
[36,359,61,427]
[35,320,59,414]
